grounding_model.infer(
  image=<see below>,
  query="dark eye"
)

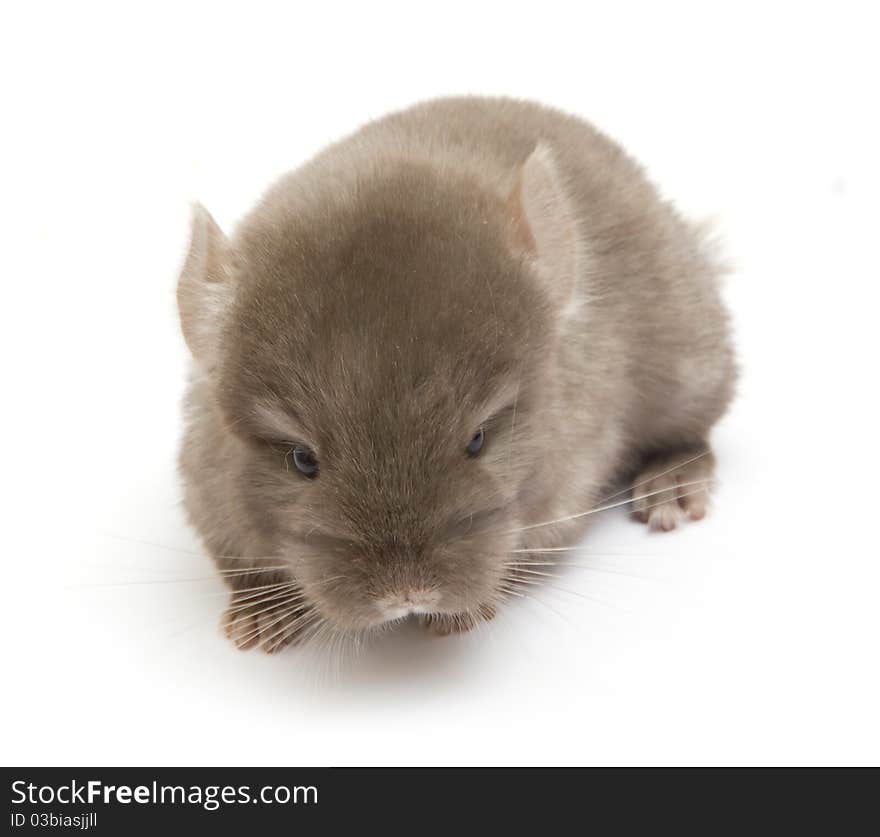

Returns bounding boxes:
[291,445,319,478]
[466,427,485,457]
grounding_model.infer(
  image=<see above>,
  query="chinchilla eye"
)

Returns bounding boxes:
[291,445,319,478]
[466,427,485,457]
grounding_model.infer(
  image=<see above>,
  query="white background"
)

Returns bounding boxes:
[2,2,878,766]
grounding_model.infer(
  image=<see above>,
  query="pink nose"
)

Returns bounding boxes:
[378,589,441,619]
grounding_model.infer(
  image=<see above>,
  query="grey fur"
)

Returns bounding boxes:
[177,97,736,651]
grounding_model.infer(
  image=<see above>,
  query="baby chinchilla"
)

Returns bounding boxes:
[176,97,736,652]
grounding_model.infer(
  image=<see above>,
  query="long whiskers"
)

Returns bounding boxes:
[216,566,288,576]
[511,548,656,555]
[187,580,303,602]
[98,532,284,562]
[506,560,658,582]
[503,572,622,610]
[225,586,304,617]
[66,568,287,589]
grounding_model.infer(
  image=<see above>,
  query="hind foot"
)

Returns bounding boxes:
[631,444,716,532]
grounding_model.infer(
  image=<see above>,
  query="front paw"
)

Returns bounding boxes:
[222,589,312,653]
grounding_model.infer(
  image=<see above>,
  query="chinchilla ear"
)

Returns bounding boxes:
[506,144,581,312]
[177,203,235,368]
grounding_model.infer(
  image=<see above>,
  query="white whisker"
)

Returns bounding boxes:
[511,548,656,555]
[226,588,304,617]
[98,533,282,562]
[507,567,556,579]
[541,583,622,609]
[637,485,709,514]
[507,561,658,581]
[195,580,300,601]
[68,576,240,589]
[506,478,710,535]
[216,566,288,576]
[597,449,710,506]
